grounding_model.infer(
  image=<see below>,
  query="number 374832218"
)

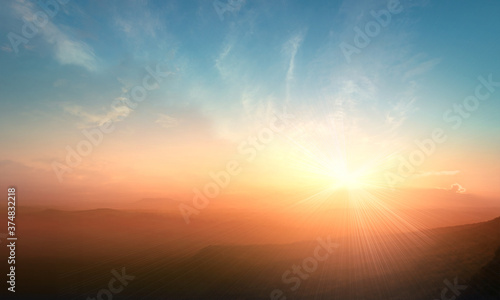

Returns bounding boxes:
[7,188,16,236]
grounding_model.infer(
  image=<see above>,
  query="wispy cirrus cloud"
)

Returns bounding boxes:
[215,41,234,80]
[415,170,460,178]
[1,45,13,52]
[385,96,417,130]
[283,29,307,105]
[62,99,131,129]
[155,113,180,129]
[403,57,441,81]
[10,1,98,71]
[111,1,170,57]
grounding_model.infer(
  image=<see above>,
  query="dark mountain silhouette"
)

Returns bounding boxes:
[4,209,500,299]
[457,245,500,300]
[148,217,500,299]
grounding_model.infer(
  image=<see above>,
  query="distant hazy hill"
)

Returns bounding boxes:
[121,216,500,299]
[4,207,500,299]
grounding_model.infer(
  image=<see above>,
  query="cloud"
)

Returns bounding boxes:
[63,99,132,128]
[112,2,167,53]
[403,58,441,80]
[11,1,97,71]
[155,114,180,129]
[449,183,466,193]
[49,37,97,71]
[1,45,13,52]
[414,170,460,178]
[215,42,233,79]
[385,96,417,130]
[53,78,68,87]
[114,14,163,40]
[283,30,306,105]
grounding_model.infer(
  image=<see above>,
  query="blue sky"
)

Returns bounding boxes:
[1,0,500,205]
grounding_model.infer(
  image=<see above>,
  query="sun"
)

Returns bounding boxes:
[335,166,364,189]
[339,169,362,188]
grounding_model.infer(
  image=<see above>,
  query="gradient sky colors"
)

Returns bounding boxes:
[1,0,500,209]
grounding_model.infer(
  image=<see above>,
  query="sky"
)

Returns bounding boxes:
[1,0,499,209]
